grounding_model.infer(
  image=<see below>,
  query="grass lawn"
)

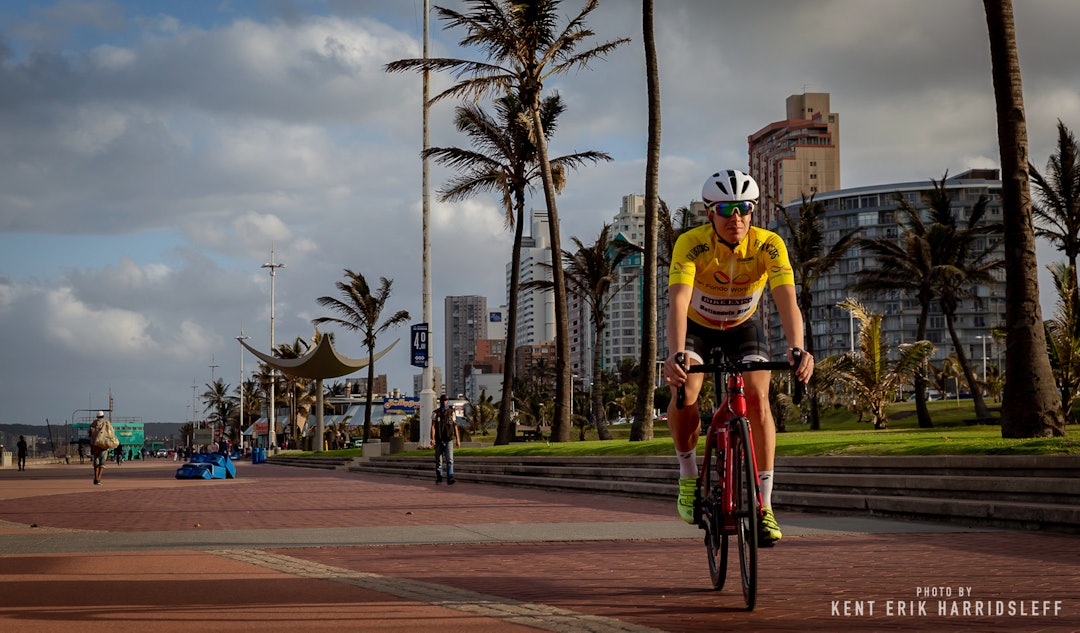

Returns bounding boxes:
[304,399,1078,459]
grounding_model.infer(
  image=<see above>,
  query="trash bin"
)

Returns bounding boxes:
[389,436,405,454]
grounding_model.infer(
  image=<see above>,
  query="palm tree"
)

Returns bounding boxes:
[423,92,611,445]
[313,270,410,442]
[828,299,935,429]
[465,389,497,436]
[920,176,1002,420]
[1031,121,1080,291]
[852,192,937,427]
[781,193,860,430]
[983,0,1066,437]
[524,224,642,440]
[1044,262,1080,423]
[632,0,661,444]
[236,377,262,433]
[387,0,629,442]
[201,379,236,444]
[275,336,313,448]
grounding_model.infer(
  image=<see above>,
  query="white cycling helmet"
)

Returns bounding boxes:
[702,169,760,205]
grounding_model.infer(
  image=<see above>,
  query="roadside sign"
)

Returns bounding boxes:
[411,323,429,367]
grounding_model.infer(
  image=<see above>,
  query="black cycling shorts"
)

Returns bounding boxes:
[683,318,770,364]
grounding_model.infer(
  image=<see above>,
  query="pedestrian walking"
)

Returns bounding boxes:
[431,395,460,485]
[17,435,28,471]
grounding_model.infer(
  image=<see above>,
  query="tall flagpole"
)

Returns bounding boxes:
[419,0,435,447]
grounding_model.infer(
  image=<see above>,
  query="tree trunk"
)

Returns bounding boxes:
[363,353,375,442]
[945,313,992,419]
[631,0,659,442]
[798,288,822,430]
[984,0,1066,437]
[914,298,934,427]
[592,321,612,440]
[496,192,527,445]
[530,104,571,442]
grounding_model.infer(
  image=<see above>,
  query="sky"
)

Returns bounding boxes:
[2,0,1079,427]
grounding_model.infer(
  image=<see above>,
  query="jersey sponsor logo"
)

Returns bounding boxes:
[769,264,792,275]
[760,241,780,260]
[699,295,754,307]
[712,270,753,285]
[686,243,711,261]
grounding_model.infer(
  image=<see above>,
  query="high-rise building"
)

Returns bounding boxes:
[768,169,1005,371]
[749,92,840,226]
[444,295,487,398]
[601,195,647,377]
[509,210,555,347]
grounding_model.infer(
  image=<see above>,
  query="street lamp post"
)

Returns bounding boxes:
[418,0,435,449]
[570,374,577,422]
[237,331,249,450]
[975,335,989,383]
[262,246,285,449]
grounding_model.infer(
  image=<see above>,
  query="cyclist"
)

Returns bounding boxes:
[663,169,814,545]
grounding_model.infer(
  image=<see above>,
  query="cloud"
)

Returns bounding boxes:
[1,0,1079,426]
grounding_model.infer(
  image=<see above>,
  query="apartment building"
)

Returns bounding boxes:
[767,169,1005,372]
[749,92,841,227]
[444,295,486,399]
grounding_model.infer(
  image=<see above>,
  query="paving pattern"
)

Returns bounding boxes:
[0,459,1076,632]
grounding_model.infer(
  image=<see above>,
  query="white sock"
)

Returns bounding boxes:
[677,450,698,478]
[759,470,774,509]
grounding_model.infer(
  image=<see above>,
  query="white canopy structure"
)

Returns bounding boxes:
[240,335,398,451]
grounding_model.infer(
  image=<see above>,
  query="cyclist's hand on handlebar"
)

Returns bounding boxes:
[664,352,688,388]
[787,347,814,383]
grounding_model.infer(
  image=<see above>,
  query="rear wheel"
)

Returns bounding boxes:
[733,417,759,610]
[701,432,728,590]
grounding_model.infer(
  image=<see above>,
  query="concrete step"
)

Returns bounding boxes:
[781,472,1080,505]
[303,454,1080,533]
[777,454,1080,478]
[265,455,356,470]
[776,490,1080,533]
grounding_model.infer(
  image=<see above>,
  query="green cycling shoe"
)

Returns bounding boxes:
[759,507,782,545]
[677,476,697,524]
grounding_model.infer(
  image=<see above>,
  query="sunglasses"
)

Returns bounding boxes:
[708,200,755,217]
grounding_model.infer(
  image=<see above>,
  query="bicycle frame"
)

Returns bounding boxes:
[698,368,764,535]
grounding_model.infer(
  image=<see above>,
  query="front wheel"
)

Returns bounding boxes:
[733,417,759,610]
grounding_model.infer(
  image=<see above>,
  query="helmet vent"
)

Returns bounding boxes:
[727,170,741,196]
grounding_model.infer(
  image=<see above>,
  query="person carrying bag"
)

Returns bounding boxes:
[89,411,118,485]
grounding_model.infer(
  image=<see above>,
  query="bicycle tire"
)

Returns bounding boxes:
[733,417,759,610]
[702,438,728,590]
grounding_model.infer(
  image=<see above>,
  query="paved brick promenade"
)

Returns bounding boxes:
[0,458,1076,632]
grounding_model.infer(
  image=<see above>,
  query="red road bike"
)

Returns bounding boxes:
[675,350,804,610]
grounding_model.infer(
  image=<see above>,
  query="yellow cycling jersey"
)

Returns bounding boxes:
[668,224,795,329]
